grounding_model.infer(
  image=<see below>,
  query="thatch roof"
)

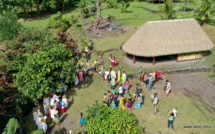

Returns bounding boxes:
[122,19,214,57]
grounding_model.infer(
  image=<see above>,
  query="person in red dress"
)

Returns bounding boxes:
[110,55,115,68]
[155,71,161,82]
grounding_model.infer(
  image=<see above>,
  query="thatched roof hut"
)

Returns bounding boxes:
[122,19,214,65]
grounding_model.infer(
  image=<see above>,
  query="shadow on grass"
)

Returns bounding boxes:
[183,87,215,114]
[76,73,95,90]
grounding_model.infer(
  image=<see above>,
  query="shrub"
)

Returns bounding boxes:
[17,27,52,43]
[47,12,74,30]
[107,0,118,9]
[120,1,130,13]
[84,102,143,133]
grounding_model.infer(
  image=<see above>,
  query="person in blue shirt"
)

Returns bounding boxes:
[110,100,116,108]
[148,73,154,91]
[80,112,85,128]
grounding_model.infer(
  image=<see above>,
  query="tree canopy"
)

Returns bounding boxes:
[8,41,76,100]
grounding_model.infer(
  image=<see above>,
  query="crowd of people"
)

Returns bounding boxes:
[32,43,177,133]
[32,85,69,133]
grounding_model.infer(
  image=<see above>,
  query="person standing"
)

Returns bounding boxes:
[121,71,126,84]
[118,84,124,96]
[80,112,85,128]
[104,69,110,83]
[166,80,171,98]
[110,78,115,89]
[113,93,118,106]
[54,110,60,127]
[86,60,90,70]
[104,93,108,103]
[94,59,99,73]
[168,110,174,130]
[60,101,65,113]
[108,90,113,103]
[110,55,115,68]
[148,73,154,91]
[143,72,148,87]
[155,71,161,82]
[118,95,125,109]
[125,78,129,94]
[111,69,116,80]
[127,98,133,111]
[138,66,143,82]
[117,69,121,82]
[84,67,90,81]
[85,45,89,60]
[135,94,142,109]
[62,95,68,110]
[78,70,84,83]
[110,100,116,108]
[134,83,140,100]
[43,102,49,115]
[54,100,58,110]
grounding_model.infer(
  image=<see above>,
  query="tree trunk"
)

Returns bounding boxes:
[97,0,101,20]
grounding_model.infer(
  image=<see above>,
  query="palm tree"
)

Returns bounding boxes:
[156,0,177,20]
[194,0,215,25]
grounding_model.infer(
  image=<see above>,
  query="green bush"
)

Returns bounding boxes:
[107,0,118,9]
[120,1,130,13]
[84,102,143,133]
[18,27,52,43]
[47,12,74,30]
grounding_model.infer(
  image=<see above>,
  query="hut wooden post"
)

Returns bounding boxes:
[126,53,128,57]
[177,54,179,62]
[153,57,155,65]
[133,55,135,64]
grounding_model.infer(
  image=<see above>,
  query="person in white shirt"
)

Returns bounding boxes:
[165,80,171,98]
[110,78,115,89]
[118,84,124,95]
[105,69,110,83]
[62,95,68,109]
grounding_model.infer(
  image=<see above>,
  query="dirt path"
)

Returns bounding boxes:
[171,73,215,112]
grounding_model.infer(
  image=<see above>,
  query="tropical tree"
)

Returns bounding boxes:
[157,0,177,20]
[84,102,143,133]
[8,41,76,100]
[194,0,215,25]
